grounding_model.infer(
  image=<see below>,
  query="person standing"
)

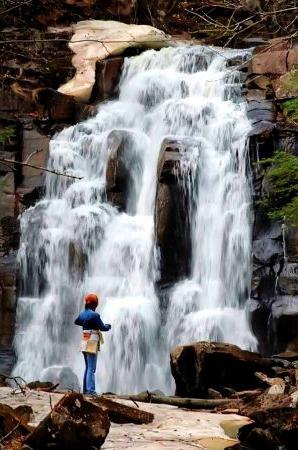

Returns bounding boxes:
[74,293,111,396]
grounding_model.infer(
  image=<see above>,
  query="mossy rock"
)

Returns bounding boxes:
[275,70,298,98]
[282,98,298,122]
[259,150,298,225]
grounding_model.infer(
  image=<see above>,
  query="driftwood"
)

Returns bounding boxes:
[231,389,263,399]
[91,396,154,424]
[105,392,235,410]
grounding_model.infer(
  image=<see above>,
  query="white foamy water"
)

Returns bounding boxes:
[14,46,256,393]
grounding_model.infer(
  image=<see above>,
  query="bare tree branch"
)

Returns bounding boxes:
[0,157,82,179]
[0,0,32,16]
[24,148,44,164]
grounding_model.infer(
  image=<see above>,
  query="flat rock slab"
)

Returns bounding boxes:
[102,400,251,449]
[0,388,251,449]
[0,386,63,426]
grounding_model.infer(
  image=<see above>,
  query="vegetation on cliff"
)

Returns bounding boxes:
[283,98,298,122]
[0,126,15,145]
[260,150,298,225]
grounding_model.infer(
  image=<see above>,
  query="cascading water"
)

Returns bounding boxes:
[14,45,257,394]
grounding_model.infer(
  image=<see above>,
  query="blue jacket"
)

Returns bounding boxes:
[74,308,111,331]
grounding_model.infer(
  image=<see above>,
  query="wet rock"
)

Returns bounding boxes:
[68,242,88,281]
[270,296,298,352]
[155,181,191,284]
[278,263,298,296]
[155,138,193,284]
[40,366,80,391]
[170,341,275,398]
[287,226,298,262]
[247,101,276,125]
[248,121,275,137]
[251,268,277,301]
[25,392,110,450]
[92,57,123,102]
[16,124,49,210]
[105,129,142,212]
[253,234,283,266]
[0,254,17,352]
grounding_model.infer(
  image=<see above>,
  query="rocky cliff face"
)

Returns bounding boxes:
[0,1,297,371]
[246,40,298,356]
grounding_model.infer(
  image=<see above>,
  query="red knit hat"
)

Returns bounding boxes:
[84,293,99,307]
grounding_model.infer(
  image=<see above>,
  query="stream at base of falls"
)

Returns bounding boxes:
[14,45,257,394]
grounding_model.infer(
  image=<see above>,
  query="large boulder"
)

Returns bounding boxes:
[58,20,170,101]
[170,342,275,398]
[105,129,143,212]
[25,392,110,450]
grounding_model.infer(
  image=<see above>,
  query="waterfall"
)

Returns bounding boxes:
[14,45,257,394]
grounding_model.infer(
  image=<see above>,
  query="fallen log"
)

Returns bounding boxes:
[91,396,154,424]
[105,392,236,409]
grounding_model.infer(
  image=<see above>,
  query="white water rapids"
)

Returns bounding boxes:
[14,45,257,393]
